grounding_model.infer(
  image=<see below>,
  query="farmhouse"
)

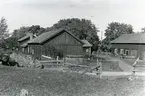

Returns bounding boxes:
[111,33,145,60]
[20,29,92,60]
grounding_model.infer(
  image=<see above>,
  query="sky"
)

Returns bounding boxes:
[0,0,145,39]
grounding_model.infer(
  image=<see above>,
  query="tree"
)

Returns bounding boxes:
[0,17,8,39]
[28,25,45,36]
[48,18,100,51]
[102,22,134,51]
[11,25,45,39]
[0,17,9,48]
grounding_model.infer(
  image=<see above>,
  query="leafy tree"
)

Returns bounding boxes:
[11,25,46,39]
[5,37,18,49]
[28,25,45,36]
[48,18,100,51]
[11,27,30,39]
[101,22,134,51]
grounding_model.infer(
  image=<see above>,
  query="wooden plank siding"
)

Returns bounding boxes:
[42,31,84,56]
[28,44,42,60]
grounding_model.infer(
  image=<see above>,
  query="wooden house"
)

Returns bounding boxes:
[111,33,145,60]
[27,29,92,60]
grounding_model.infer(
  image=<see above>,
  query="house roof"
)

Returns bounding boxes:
[111,33,145,44]
[81,40,92,47]
[28,29,83,44]
[18,35,30,42]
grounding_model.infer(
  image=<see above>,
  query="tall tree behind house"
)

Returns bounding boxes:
[101,22,134,51]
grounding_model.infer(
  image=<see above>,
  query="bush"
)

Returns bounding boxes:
[43,45,63,59]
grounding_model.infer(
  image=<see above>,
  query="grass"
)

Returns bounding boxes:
[0,65,144,96]
[101,60,123,72]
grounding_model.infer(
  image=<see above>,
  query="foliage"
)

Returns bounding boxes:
[0,17,9,49]
[0,17,8,39]
[43,45,63,59]
[5,37,19,49]
[101,22,134,51]
[11,27,29,39]
[47,18,100,51]
[11,25,45,39]
[28,25,45,36]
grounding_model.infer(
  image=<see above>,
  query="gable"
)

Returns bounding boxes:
[42,30,83,45]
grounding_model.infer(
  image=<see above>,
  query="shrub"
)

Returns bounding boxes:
[43,45,63,59]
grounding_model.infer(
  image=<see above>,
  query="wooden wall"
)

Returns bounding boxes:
[42,31,84,57]
[111,43,145,59]
[28,44,42,60]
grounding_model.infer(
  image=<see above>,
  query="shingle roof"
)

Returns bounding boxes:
[111,33,145,44]
[28,29,83,44]
[18,35,30,42]
[81,40,92,47]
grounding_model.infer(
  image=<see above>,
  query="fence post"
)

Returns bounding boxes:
[56,56,59,65]
[99,62,102,78]
[63,56,66,66]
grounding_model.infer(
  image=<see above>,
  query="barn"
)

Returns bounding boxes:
[111,33,145,60]
[27,29,92,60]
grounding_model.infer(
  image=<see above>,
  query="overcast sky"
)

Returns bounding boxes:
[0,0,145,38]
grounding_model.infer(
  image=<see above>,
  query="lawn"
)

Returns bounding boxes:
[0,65,144,96]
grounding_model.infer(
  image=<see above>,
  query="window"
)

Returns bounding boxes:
[125,50,129,55]
[120,49,124,54]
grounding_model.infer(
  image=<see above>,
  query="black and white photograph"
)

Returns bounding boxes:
[0,0,145,96]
